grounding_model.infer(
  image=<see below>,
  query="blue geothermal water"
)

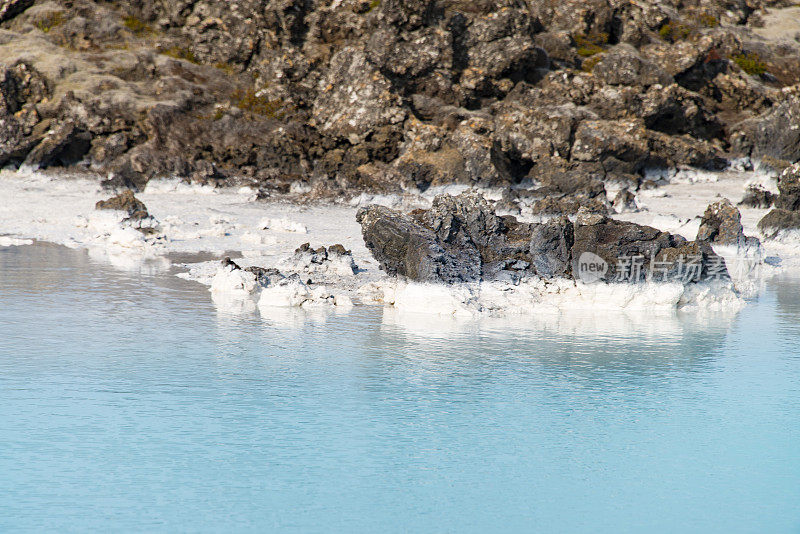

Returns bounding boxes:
[1,243,799,532]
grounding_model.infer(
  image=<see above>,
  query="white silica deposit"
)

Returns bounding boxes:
[359,277,745,318]
[259,217,308,234]
[0,236,34,246]
[1,166,795,318]
[206,263,353,314]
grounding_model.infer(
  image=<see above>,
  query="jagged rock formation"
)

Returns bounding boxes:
[759,163,800,238]
[358,192,727,284]
[739,184,775,208]
[0,0,798,198]
[697,197,761,249]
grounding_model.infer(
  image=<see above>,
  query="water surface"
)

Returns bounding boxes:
[1,243,799,532]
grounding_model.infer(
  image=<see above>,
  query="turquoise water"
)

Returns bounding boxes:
[1,243,800,533]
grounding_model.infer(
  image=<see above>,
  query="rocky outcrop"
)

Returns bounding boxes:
[356,203,477,283]
[696,198,760,249]
[774,162,800,212]
[358,193,728,284]
[739,185,775,209]
[758,209,800,239]
[96,190,150,221]
[571,209,724,283]
[0,0,797,196]
[758,163,800,238]
[733,92,800,163]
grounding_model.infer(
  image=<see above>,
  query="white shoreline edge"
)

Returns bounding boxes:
[2,167,799,319]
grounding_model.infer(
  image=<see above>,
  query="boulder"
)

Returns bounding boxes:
[592,44,672,87]
[356,204,476,283]
[775,163,800,212]
[571,210,725,283]
[571,119,650,173]
[529,216,574,278]
[739,185,775,209]
[312,47,406,144]
[758,209,800,239]
[735,94,800,163]
[95,190,150,221]
[696,198,747,246]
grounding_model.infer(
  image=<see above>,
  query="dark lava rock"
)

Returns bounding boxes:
[0,0,33,22]
[775,163,800,212]
[739,185,775,209]
[1,0,797,198]
[572,211,724,283]
[530,196,608,216]
[357,204,473,283]
[696,198,753,247]
[758,209,800,239]
[221,257,285,287]
[22,120,91,169]
[736,95,800,163]
[95,190,149,220]
[358,193,726,284]
[290,242,357,274]
[529,216,574,278]
[757,165,800,238]
[592,44,672,87]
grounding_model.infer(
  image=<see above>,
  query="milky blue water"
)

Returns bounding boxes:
[1,243,800,533]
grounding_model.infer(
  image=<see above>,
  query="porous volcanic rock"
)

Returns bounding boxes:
[358,193,727,284]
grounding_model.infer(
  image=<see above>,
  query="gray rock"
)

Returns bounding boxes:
[775,163,800,212]
[592,44,672,87]
[696,198,746,246]
[572,214,723,282]
[359,193,727,284]
[529,216,574,278]
[739,185,775,209]
[735,95,800,163]
[312,47,406,144]
[356,204,475,283]
[758,209,800,239]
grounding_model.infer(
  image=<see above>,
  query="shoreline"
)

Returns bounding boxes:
[1,166,798,317]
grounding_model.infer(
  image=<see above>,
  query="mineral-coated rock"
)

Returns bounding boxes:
[312,47,406,144]
[359,193,727,284]
[529,216,574,278]
[95,190,150,220]
[572,215,723,283]
[758,209,800,239]
[696,199,746,246]
[775,163,800,212]
[739,185,775,209]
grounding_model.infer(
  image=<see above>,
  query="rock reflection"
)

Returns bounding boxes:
[378,304,740,383]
